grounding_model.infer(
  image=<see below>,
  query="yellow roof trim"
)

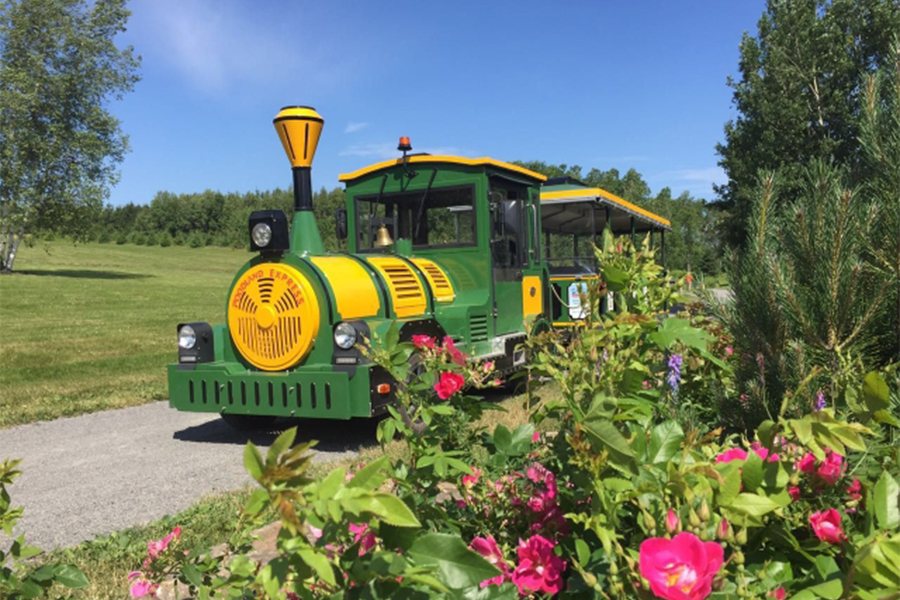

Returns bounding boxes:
[540,188,671,228]
[339,155,547,183]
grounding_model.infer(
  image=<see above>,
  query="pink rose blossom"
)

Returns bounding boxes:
[511,535,565,595]
[443,336,466,366]
[750,442,780,462]
[639,532,724,600]
[816,451,844,486]
[769,588,786,600]
[483,361,494,373]
[847,479,862,501]
[434,371,465,400]
[470,536,511,588]
[532,431,540,442]
[788,486,801,502]
[810,509,845,544]
[349,523,376,555]
[798,452,817,473]
[462,467,481,488]
[715,448,748,463]
[666,509,681,534]
[411,335,436,350]
[725,347,734,356]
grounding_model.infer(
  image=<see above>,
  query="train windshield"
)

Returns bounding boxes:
[356,185,476,250]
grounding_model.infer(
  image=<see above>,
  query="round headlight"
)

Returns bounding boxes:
[334,322,357,350]
[252,222,272,247]
[178,325,197,349]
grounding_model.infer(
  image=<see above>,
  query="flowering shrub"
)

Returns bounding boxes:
[0,459,89,598]
[126,237,899,599]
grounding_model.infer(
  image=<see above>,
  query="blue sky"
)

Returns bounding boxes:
[110,1,765,206]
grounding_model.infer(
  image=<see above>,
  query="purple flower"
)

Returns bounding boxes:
[815,390,826,411]
[667,354,682,397]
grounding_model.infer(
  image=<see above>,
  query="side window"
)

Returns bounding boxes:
[491,189,525,280]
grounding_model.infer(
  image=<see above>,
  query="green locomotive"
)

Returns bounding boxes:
[167,106,670,429]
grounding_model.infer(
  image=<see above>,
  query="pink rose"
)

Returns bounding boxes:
[798,452,816,473]
[725,347,734,356]
[349,523,376,555]
[434,371,465,400]
[769,588,786,600]
[788,486,801,502]
[470,536,511,588]
[511,535,565,595]
[443,336,467,366]
[128,573,157,599]
[639,532,724,600]
[847,479,862,501]
[816,451,844,486]
[462,467,481,488]
[412,334,436,350]
[715,448,748,463]
[750,442,779,462]
[532,431,540,443]
[810,509,845,544]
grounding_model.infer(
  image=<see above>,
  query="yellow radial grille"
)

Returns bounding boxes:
[227,263,320,371]
[410,258,455,303]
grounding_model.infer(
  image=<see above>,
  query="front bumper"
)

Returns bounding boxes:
[167,362,373,420]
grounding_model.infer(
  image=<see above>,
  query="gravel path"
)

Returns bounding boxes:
[0,402,370,550]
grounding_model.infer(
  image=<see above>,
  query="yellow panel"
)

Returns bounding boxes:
[309,256,381,319]
[228,263,321,371]
[364,256,428,318]
[273,106,323,168]
[540,187,671,228]
[410,258,455,303]
[339,155,547,182]
[522,275,543,318]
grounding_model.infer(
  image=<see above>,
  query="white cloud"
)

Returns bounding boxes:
[339,143,465,160]
[344,122,369,134]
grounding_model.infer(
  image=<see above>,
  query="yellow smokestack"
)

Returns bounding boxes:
[273,106,323,168]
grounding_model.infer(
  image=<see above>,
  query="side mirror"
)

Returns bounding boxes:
[335,208,347,240]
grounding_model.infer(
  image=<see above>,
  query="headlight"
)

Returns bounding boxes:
[178,325,197,349]
[251,222,272,248]
[334,322,357,350]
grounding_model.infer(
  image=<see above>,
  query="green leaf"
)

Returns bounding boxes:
[758,420,777,449]
[729,493,782,516]
[492,424,512,453]
[408,533,501,590]
[649,317,711,350]
[741,452,764,493]
[873,471,900,531]
[646,420,684,464]
[385,322,400,350]
[862,372,890,412]
[317,467,344,501]
[182,563,203,588]
[718,465,742,507]
[348,456,390,489]
[355,493,421,527]
[244,488,269,516]
[581,416,638,475]
[53,564,89,589]
[298,547,336,586]
[575,539,591,567]
[460,583,519,600]
[19,580,44,599]
[601,265,629,292]
[243,443,265,481]
[266,427,296,464]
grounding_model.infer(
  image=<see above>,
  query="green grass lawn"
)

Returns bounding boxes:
[0,242,251,428]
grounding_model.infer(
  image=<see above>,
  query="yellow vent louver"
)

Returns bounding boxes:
[411,258,455,303]
[364,256,427,318]
[227,263,320,371]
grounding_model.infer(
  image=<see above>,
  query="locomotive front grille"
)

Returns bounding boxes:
[227,263,321,371]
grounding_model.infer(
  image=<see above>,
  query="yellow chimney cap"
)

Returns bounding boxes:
[273,106,324,169]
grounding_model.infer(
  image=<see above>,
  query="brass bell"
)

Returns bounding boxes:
[374,224,393,247]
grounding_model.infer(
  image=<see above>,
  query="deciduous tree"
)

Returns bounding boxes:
[0,0,140,271]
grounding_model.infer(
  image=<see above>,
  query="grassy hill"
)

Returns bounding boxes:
[0,242,250,428]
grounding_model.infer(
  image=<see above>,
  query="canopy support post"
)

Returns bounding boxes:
[630,217,635,245]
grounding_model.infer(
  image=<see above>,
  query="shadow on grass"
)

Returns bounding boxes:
[173,416,378,452]
[14,269,152,280]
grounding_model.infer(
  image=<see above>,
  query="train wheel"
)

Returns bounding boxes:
[220,413,278,432]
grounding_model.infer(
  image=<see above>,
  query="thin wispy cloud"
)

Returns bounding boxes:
[137,0,339,95]
[339,143,467,161]
[344,122,369,134]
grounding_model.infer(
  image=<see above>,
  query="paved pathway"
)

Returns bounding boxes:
[0,402,369,549]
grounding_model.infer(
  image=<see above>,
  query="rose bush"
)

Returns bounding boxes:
[125,236,898,599]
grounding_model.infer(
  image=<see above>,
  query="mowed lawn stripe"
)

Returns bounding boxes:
[0,242,251,428]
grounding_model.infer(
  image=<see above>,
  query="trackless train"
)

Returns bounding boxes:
[167,107,670,429]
